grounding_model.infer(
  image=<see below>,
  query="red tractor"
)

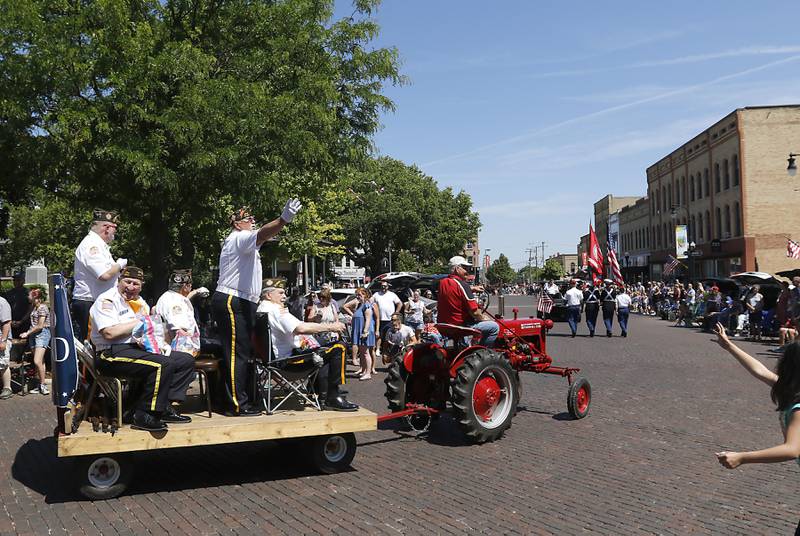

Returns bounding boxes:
[382,316,591,443]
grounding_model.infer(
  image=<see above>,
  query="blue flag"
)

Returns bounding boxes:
[51,274,79,408]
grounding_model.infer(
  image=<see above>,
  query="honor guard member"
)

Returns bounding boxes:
[601,279,617,337]
[155,269,207,355]
[583,281,600,337]
[564,279,583,338]
[73,209,127,342]
[90,266,196,431]
[257,278,358,411]
[211,199,302,416]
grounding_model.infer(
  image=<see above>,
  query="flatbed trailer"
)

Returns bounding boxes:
[60,407,377,500]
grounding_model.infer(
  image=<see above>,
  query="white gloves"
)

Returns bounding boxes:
[116,258,128,269]
[195,287,210,298]
[281,198,302,223]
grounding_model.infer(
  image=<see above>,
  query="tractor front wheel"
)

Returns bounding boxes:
[567,377,591,419]
[452,349,519,443]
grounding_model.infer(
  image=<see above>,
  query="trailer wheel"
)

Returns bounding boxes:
[567,377,591,419]
[308,433,356,474]
[75,454,133,500]
[452,349,519,443]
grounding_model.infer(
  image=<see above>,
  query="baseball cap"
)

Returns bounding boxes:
[448,255,473,268]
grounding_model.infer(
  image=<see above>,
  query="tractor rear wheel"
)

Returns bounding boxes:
[384,357,436,432]
[567,376,591,419]
[452,349,519,443]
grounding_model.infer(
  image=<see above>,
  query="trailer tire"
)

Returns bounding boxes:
[452,349,519,443]
[75,454,133,500]
[567,376,591,419]
[308,433,356,474]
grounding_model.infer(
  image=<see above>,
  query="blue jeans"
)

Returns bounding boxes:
[467,320,500,347]
[617,308,629,334]
[567,305,581,335]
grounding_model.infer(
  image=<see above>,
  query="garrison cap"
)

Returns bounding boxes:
[93,208,120,224]
[262,277,287,291]
[229,206,254,225]
[121,266,144,281]
[171,268,192,284]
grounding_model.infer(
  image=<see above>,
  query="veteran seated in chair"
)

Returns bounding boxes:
[257,278,358,412]
[90,266,196,431]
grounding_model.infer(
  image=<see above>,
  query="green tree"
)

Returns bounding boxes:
[340,157,481,275]
[0,0,402,291]
[541,258,565,281]
[518,265,542,283]
[486,254,516,286]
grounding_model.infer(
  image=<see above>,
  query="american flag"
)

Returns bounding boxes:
[607,247,624,287]
[537,292,554,314]
[788,238,800,260]
[663,255,681,276]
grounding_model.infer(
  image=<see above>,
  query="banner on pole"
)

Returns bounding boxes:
[675,225,688,259]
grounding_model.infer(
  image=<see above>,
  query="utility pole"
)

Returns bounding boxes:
[540,241,546,268]
[525,247,534,285]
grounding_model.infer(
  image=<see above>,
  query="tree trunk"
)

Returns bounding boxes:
[146,208,169,298]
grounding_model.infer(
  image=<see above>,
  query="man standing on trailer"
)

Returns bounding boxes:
[72,209,127,343]
[211,200,301,416]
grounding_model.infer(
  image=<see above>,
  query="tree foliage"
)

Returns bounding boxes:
[0,0,403,291]
[340,157,481,275]
[486,254,516,286]
[541,258,565,281]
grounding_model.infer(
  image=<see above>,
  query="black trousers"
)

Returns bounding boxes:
[72,299,93,342]
[291,343,347,400]
[211,291,257,412]
[585,302,599,333]
[96,345,195,413]
[602,302,615,331]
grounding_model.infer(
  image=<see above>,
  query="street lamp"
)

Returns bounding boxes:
[788,153,798,177]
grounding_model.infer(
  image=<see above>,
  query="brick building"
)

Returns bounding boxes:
[647,105,800,279]
[618,197,650,281]
[547,253,579,276]
[593,195,639,254]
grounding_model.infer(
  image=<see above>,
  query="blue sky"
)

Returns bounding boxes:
[337,1,800,270]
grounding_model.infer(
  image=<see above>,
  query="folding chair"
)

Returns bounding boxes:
[253,312,323,414]
[73,339,129,426]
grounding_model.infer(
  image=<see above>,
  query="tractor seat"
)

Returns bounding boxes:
[434,323,482,340]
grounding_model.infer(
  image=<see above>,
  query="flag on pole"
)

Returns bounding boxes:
[537,292,554,314]
[787,238,800,260]
[587,224,605,286]
[607,247,624,287]
[663,255,681,276]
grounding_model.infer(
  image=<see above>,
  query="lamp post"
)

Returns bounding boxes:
[788,153,798,177]
[483,248,491,285]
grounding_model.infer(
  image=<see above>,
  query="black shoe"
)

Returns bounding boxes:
[131,410,168,432]
[622,332,627,338]
[226,405,262,417]
[324,395,359,412]
[162,405,192,423]
[571,333,576,338]
[607,331,612,337]
[589,332,594,337]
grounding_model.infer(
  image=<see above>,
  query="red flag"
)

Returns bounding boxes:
[588,224,605,286]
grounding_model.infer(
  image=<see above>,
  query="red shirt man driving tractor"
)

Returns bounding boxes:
[437,255,499,347]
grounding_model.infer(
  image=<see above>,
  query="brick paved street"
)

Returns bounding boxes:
[2,312,798,535]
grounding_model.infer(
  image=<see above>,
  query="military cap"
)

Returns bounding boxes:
[121,266,144,281]
[229,206,254,225]
[262,277,287,291]
[171,268,192,285]
[93,208,120,224]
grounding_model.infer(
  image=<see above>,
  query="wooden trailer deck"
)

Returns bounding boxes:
[58,407,377,457]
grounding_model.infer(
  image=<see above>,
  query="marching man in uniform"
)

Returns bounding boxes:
[211,200,301,416]
[155,269,208,355]
[583,281,600,337]
[564,279,583,338]
[73,209,127,342]
[601,279,617,338]
[90,266,195,432]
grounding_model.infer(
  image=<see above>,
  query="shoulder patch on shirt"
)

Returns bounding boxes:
[101,300,113,312]
[172,305,183,315]
[89,246,100,256]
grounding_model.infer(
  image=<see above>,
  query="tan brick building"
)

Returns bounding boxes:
[618,197,650,280]
[547,253,579,276]
[593,195,639,254]
[647,105,800,278]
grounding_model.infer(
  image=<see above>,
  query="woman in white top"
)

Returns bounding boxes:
[404,290,425,340]
[310,288,340,345]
